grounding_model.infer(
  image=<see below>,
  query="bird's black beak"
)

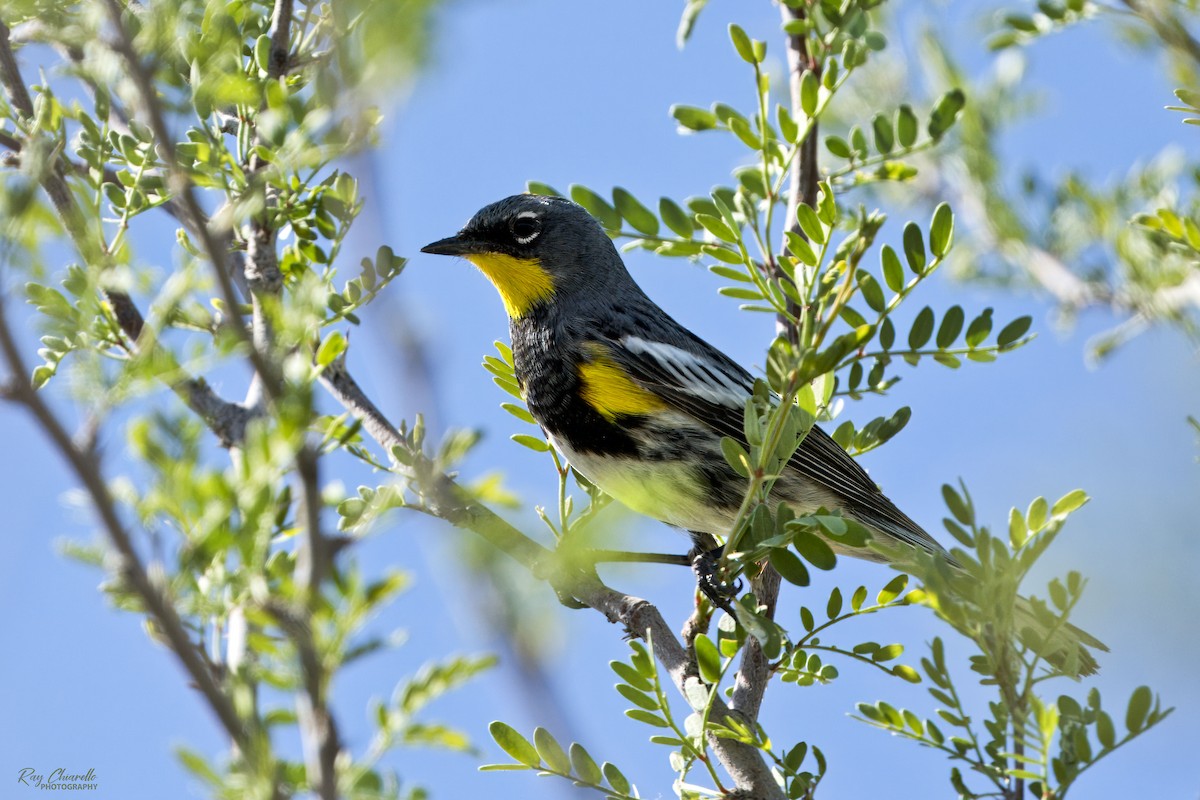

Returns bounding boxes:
[420,232,481,257]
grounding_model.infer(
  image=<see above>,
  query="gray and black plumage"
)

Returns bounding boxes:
[422,193,1106,675]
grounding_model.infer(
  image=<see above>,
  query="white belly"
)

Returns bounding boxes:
[549,434,735,535]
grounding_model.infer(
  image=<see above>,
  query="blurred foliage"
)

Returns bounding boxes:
[910,2,1200,364]
[0,0,493,798]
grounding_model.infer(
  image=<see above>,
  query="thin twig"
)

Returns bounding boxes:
[778,2,821,342]
[319,354,785,799]
[0,16,253,447]
[0,294,253,755]
[100,0,283,402]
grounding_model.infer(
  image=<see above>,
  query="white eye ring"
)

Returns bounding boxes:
[513,210,541,245]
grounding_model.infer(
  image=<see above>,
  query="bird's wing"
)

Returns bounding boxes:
[595,331,943,555]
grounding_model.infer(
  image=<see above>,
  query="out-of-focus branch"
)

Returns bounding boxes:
[1120,0,1200,65]
[0,294,254,757]
[0,18,253,447]
[319,355,785,799]
[5,18,197,229]
[100,0,282,402]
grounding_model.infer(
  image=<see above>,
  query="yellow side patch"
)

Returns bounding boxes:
[466,253,555,318]
[578,344,666,421]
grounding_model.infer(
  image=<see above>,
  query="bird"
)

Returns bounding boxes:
[422,193,1106,675]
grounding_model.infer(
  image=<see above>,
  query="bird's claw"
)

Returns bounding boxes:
[690,546,741,616]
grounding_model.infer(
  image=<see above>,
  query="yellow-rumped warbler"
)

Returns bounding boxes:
[423,194,1105,674]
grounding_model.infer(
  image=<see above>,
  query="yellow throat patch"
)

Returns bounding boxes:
[577,344,667,421]
[466,253,555,318]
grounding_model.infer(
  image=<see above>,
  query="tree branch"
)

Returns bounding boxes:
[319,354,785,799]
[726,0,827,730]
[0,293,254,757]
[100,0,283,403]
[779,2,821,342]
[1120,0,1200,65]
[0,16,253,448]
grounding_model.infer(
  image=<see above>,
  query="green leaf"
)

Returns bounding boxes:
[569,743,603,784]
[997,316,1032,348]
[896,104,918,147]
[872,113,894,154]
[825,135,852,159]
[526,181,562,197]
[786,231,818,266]
[728,23,758,63]
[793,530,836,570]
[610,660,652,692]
[879,319,895,351]
[694,634,722,684]
[1009,507,1029,548]
[533,728,570,773]
[928,202,954,257]
[902,222,926,273]
[942,484,972,525]
[850,125,869,157]
[711,265,751,283]
[570,185,621,230]
[31,364,54,389]
[874,644,903,662]
[1052,489,1088,516]
[1096,711,1116,749]
[965,309,994,348]
[777,105,798,143]
[671,104,718,131]
[316,330,346,366]
[795,204,826,244]
[881,244,905,292]
[800,70,818,116]
[928,88,966,140]
[719,287,764,301]
[769,547,810,586]
[626,708,670,728]
[857,271,885,312]
[103,181,127,209]
[908,306,934,349]
[677,0,708,46]
[613,187,660,236]
[826,586,843,618]
[697,213,738,242]
[660,197,694,238]
[603,762,631,794]
[511,434,550,452]
[877,574,908,605]
[936,306,964,348]
[176,747,221,786]
[501,403,536,424]
[489,721,541,767]
[616,683,657,711]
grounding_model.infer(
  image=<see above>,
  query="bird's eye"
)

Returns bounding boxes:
[512,212,541,245]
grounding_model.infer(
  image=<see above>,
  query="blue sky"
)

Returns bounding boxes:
[2,1,1198,799]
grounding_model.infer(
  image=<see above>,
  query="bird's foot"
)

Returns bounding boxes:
[689,544,742,616]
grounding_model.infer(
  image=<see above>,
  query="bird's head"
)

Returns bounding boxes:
[421,194,629,319]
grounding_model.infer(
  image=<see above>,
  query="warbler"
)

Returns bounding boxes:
[422,193,1105,675]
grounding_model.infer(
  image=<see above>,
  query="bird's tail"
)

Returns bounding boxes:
[863,532,1108,678]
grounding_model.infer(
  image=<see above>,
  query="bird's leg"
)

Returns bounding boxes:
[688,534,742,616]
[585,549,691,566]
